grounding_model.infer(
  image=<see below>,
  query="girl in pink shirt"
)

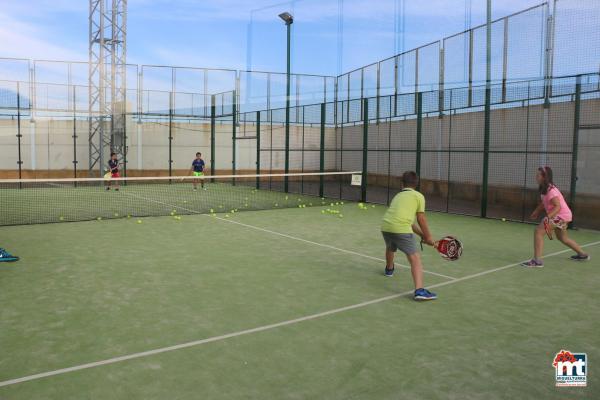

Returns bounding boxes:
[522,166,590,267]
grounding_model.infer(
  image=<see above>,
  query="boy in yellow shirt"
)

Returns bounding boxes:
[381,171,437,301]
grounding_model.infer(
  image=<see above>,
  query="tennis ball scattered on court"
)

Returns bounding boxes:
[59,216,64,221]
[97,217,102,221]
[225,214,230,218]
[371,205,375,208]
[137,219,142,224]
[114,213,119,217]
[339,214,344,218]
[330,203,334,206]
[502,218,506,222]
[245,203,249,207]
[285,196,289,200]
[321,210,325,214]
[172,209,177,214]
[275,203,279,207]
[298,205,302,208]
[127,215,131,219]
[210,209,214,213]
[340,202,344,205]
[309,203,313,206]
[170,212,175,216]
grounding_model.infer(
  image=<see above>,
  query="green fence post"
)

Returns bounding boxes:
[415,92,422,189]
[481,0,492,218]
[72,85,78,178]
[232,91,237,186]
[168,91,173,179]
[210,94,216,183]
[569,75,582,228]
[16,81,22,182]
[361,98,369,202]
[256,111,261,189]
[319,102,326,198]
[481,87,492,218]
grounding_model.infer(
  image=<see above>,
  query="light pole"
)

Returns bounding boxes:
[279,11,293,192]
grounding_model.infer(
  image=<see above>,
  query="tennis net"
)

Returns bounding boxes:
[0,172,362,226]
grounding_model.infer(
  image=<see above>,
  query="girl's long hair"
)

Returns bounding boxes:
[538,166,554,195]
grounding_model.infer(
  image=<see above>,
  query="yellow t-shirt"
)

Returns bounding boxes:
[381,188,426,234]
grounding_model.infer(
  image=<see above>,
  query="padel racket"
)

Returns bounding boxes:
[435,236,463,261]
[103,171,112,179]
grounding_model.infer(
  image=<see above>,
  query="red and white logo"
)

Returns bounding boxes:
[553,350,587,387]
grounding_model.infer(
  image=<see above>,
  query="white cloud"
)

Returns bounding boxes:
[0,11,86,62]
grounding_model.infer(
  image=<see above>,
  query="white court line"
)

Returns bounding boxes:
[124,192,457,281]
[1,241,597,388]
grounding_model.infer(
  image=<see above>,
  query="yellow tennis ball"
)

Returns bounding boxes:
[127,215,131,219]
[97,217,102,221]
[114,213,119,217]
[59,216,64,221]
[339,214,344,218]
[502,218,506,222]
[225,214,230,218]
[137,219,142,224]
[321,210,325,214]
[210,209,214,213]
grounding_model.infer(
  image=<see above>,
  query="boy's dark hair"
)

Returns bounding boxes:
[196,152,201,156]
[402,171,419,188]
[110,152,116,157]
[538,166,554,195]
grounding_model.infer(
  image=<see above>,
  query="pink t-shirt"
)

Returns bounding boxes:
[542,186,572,222]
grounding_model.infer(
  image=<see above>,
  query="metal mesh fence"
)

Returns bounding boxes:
[2,73,598,227]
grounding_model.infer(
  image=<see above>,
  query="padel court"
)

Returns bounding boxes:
[1,189,598,399]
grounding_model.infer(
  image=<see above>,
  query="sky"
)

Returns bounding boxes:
[0,0,550,77]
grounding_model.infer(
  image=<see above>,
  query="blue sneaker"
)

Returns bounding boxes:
[414,288,437,301]
[0,248,19,262]
[384,266,394,277]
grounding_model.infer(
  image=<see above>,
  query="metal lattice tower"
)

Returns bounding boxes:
[89,0,127,176]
